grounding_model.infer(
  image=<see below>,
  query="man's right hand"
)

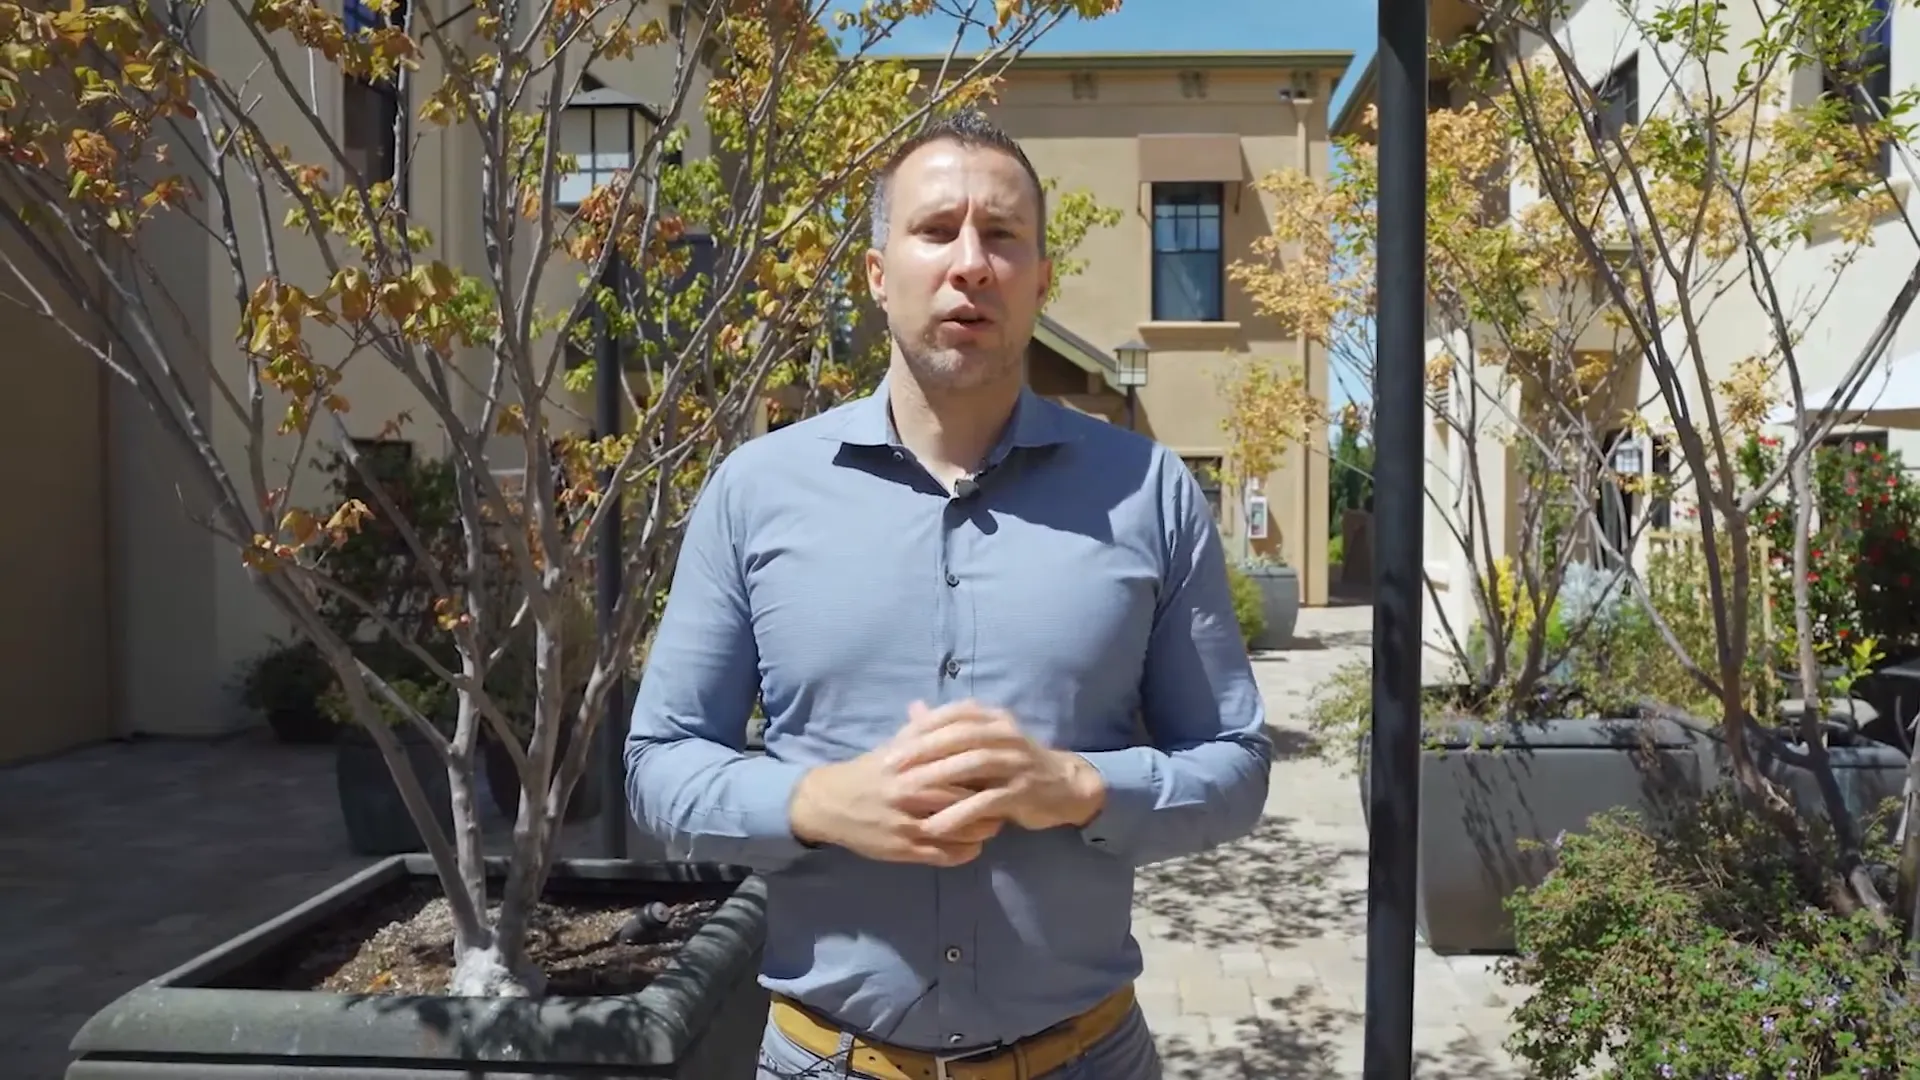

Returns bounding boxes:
[786,702,1005,866]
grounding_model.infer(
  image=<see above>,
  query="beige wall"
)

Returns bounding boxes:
[0,233,113,763]
[961,55,1346,604]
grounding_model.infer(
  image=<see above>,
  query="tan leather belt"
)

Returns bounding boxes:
[769,984,1135,1080]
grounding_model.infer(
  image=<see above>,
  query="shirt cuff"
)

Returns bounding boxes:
[1076,748,1156,855]
[708,755,815,870]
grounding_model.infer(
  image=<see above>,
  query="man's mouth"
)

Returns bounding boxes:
[940,310,991,328]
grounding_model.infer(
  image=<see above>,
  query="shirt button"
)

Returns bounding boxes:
[945,571,959,587]
[944,658,960,677]
[892,449,904,460]
[948,1034,965,1046]
[944,946,962,962]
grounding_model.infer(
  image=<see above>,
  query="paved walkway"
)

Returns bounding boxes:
[1132,604,1526,1078]
[0,604,1525,1079]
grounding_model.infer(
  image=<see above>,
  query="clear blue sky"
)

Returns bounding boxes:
[863,0,1378,412]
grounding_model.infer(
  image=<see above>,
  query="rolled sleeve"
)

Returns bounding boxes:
[624,456,812,873]
[1077,454,1270,867]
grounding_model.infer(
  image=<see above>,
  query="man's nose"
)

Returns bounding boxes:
[948,222,991,286]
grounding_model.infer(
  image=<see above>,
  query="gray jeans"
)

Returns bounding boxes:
[755,1003,1163,1080]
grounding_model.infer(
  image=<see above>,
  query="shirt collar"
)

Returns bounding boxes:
[828,375,1075,453]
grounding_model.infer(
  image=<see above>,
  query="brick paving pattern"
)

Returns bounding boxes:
[1133,604,1527,1077]
[0,604,1525,1078]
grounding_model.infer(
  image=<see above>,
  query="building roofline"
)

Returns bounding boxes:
[1034,313,1120,390]
[1330,54,1378,139]
[885,49,1353,77]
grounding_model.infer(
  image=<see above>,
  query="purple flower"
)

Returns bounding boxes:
[1762,1016,1776,1033]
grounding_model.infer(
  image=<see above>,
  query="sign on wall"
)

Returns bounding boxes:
[1247,494,1269,540]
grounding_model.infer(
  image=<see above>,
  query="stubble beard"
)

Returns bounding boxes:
[892,325,1025,397]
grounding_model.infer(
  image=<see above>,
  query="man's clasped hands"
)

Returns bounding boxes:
[788,699,1107,867]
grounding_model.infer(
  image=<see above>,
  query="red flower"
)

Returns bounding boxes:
[1808,572,1821,583]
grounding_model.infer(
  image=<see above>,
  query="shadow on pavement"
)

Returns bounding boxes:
[1135,818,1365,952]
[1264,724,1320,762]
[1159,987,1520,1079]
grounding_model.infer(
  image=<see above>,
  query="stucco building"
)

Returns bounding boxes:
[0,33,1347,764]
[937,49,1349,595]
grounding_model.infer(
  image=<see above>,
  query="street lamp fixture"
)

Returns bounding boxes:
[1114,338,1151,388]
[1610,437,1644,476]
[564,83,654,863]
[559,85,650,207]
[1113,338,1149,432]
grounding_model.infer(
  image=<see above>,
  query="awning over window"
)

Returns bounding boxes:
[1136,134,1243,185]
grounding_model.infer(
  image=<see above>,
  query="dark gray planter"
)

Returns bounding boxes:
[1243,563,1300,650]
[482,730,603,824]
[1360,713,1707,954]
[67,856,769,1079]
[1755,738,1913,823]
[336,726,454,856]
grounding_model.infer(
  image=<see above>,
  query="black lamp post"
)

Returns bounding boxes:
[564,85,652,861]
[1364,1,1429,1078]
[1114,338,1149,431]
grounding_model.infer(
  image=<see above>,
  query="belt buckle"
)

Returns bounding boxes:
[932,1043,1000,1080]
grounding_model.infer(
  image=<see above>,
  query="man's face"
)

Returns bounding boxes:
[866,139,1051,394]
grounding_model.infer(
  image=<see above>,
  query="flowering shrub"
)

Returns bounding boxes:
[1737,435,1920,660]
[1501,791,1917,1079]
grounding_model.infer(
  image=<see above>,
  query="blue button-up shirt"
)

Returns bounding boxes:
[625,380,1268,1052]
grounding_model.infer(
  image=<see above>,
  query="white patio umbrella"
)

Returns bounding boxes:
[1764,348,1920,430]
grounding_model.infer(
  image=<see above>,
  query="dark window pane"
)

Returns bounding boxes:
[1154,251,1221,321]
[1154,214,1177,251]
[1151,183,1225,321]
[343,78,398,185]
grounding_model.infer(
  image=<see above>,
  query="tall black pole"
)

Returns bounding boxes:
[595,257,629,860]
[1364,2,1428,1078]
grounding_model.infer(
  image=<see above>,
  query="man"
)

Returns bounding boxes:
[626,110,1269,1080]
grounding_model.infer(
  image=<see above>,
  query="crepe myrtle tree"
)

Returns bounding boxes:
[1225,95,1655,718]
[1462,0,1920,936]
[0,0,1121,995]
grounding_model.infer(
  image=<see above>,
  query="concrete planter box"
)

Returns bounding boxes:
[1242,564,1300,650]
[1360,712,1707,954]
[1761,741,1913,822]
[66,856,769,1079]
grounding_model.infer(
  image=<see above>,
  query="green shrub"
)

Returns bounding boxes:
[1328,532,1345,566]
[1501,789,1916,1079]
[1226,562,1265,649]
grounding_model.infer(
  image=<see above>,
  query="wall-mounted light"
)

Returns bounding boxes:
[1610,437,1644,475]
[1114,338,1150,389]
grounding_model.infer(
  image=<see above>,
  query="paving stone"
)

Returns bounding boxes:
[1217,950,1267,977]
[1153,948,1224,980]
[1132,605,1522,1075]
[1175,974,1253,1017]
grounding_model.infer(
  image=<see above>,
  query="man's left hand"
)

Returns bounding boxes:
[886,700,1107,840]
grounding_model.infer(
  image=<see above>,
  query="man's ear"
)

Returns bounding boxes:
[865,247,886,306]
[1037,257,1053,306]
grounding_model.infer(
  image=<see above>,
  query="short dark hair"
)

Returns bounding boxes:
[868,110,1048,257]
